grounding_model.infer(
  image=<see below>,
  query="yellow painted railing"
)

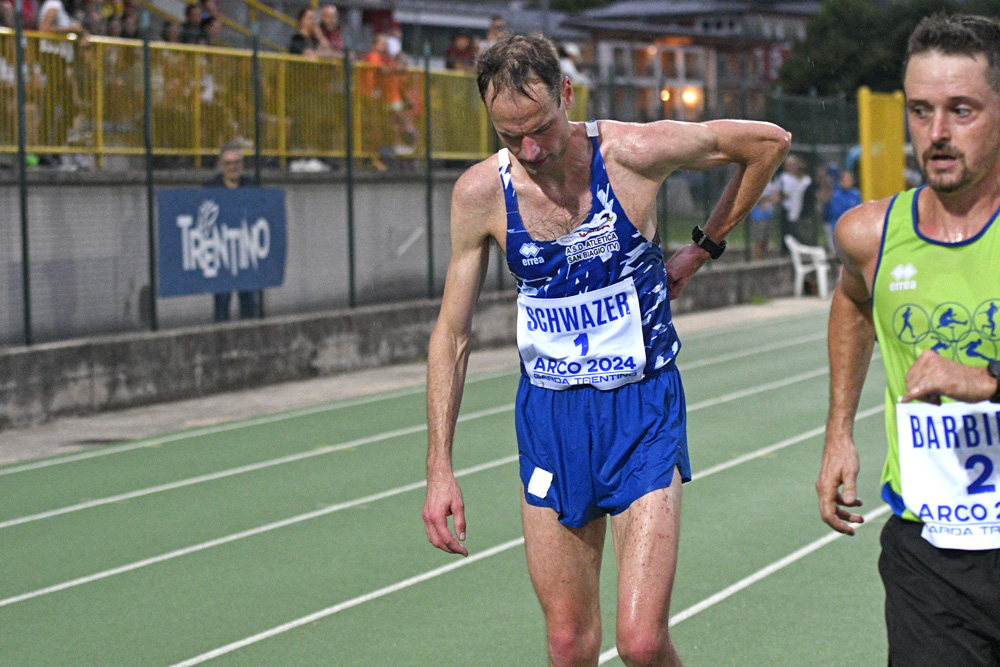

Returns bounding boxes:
[0,29,590,165]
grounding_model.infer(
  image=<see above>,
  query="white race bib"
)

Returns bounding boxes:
[516,279,646,391]
[896,400,1000,550]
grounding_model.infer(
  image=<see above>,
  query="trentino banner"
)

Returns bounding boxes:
[156,188,287,297]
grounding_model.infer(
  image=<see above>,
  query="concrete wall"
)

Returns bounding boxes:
[0,257,795,430]
[0,168,699,345]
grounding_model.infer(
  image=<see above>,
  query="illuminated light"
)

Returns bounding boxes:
[646,45,657,56]
[660,88,671,102]
[682,87,700,105]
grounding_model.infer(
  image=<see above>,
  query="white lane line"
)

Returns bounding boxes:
[2,358,838,530]
[0,371,512,477]
[0,455,518,608]
[597,504,893,665]
[0,327,829,477]
[679,331,825,370]
[687,367,827,411]
[160,408,889,667]
[0,405,513,530]
[167,536,528,667]
[0,405,886,608]
[679,308,826,342]
[692,404,884,479]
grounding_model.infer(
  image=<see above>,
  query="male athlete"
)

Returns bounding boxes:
[817,14,1000,665]
[422,34,789,666]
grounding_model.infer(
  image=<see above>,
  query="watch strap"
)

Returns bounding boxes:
[987,360,1000,403]
[692,226,726,259]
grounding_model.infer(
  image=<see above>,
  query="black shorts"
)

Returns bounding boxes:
[879,515,1000,666]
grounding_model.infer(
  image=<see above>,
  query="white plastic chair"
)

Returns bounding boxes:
[784,234,831,298]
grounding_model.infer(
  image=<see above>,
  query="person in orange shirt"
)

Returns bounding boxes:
[361,34,416,163]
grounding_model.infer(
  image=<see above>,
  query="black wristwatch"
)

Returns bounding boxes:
[692,226,726,259]
[987,360,1000,403]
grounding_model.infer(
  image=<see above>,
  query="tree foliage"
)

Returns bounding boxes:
[778,0,1000,96]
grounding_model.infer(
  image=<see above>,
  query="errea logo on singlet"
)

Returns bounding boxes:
[520,242,545,266]
[889,263,918,291]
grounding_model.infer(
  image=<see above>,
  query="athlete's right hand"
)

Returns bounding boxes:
[816,434,864,535]
[422,471,469,557]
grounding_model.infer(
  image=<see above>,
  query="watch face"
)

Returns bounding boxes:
[989,360,1000,379]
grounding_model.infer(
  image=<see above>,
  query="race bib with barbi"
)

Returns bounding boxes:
[896,400,1000,550]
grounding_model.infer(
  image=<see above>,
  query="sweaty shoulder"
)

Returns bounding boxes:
[591,119,717,179]
[450,154,507,242]
[833,197,891,295]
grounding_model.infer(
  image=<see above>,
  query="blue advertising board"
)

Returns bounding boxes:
[157,188,286,297]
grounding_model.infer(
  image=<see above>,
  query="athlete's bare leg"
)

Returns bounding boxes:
[522,495,607,667]
[610,477,683,667]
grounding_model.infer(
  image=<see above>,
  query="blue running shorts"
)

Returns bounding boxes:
[515,364,690,528]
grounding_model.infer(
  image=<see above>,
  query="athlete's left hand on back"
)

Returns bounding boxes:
[664,245,710,299]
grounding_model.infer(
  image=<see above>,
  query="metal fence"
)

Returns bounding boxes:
[0,28,589,164]
[2,18,860,348]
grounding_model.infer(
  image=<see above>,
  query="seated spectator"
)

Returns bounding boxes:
[289,7,326,57]
[318,4,344,58]
[180,3,201,43]
[445,33,476,71]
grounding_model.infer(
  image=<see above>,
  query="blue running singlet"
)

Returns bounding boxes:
[501,120,680,389]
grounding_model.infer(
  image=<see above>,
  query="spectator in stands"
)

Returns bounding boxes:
[105,12,120,36]
[81,6,103,34]
[823,169,862,233]
[205,143,258,321]
[198,0,216,21]
[318,5,344,58]
[445,33,476,71]
[478,15,505,53]
[749,178,780,259]
[197,14,220,45]
[776,153,813,247]
[38,0,87,40]
[160,19,180,43]
[120,9,139,38]
[361,33,417,164]
[180,3,201,43]
[559,42,591,86]
[289,7,325,57]
[1,0,14,27]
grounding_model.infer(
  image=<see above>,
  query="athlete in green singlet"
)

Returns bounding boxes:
[818,14,1000,665]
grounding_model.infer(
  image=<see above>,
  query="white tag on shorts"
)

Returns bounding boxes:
[516,278,646,391]
[527,467,554,499]
[896,400,1000,550]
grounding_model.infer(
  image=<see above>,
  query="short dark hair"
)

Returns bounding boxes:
[476,33,562,105]
[906,13,1000,91]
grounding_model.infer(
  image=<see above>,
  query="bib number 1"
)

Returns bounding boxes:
[516,279,646,391]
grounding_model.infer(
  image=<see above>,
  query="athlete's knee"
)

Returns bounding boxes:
[616,622,675,667]
[546,618,601,666]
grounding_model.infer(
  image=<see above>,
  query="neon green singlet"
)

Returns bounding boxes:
[871,186,1000,520]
